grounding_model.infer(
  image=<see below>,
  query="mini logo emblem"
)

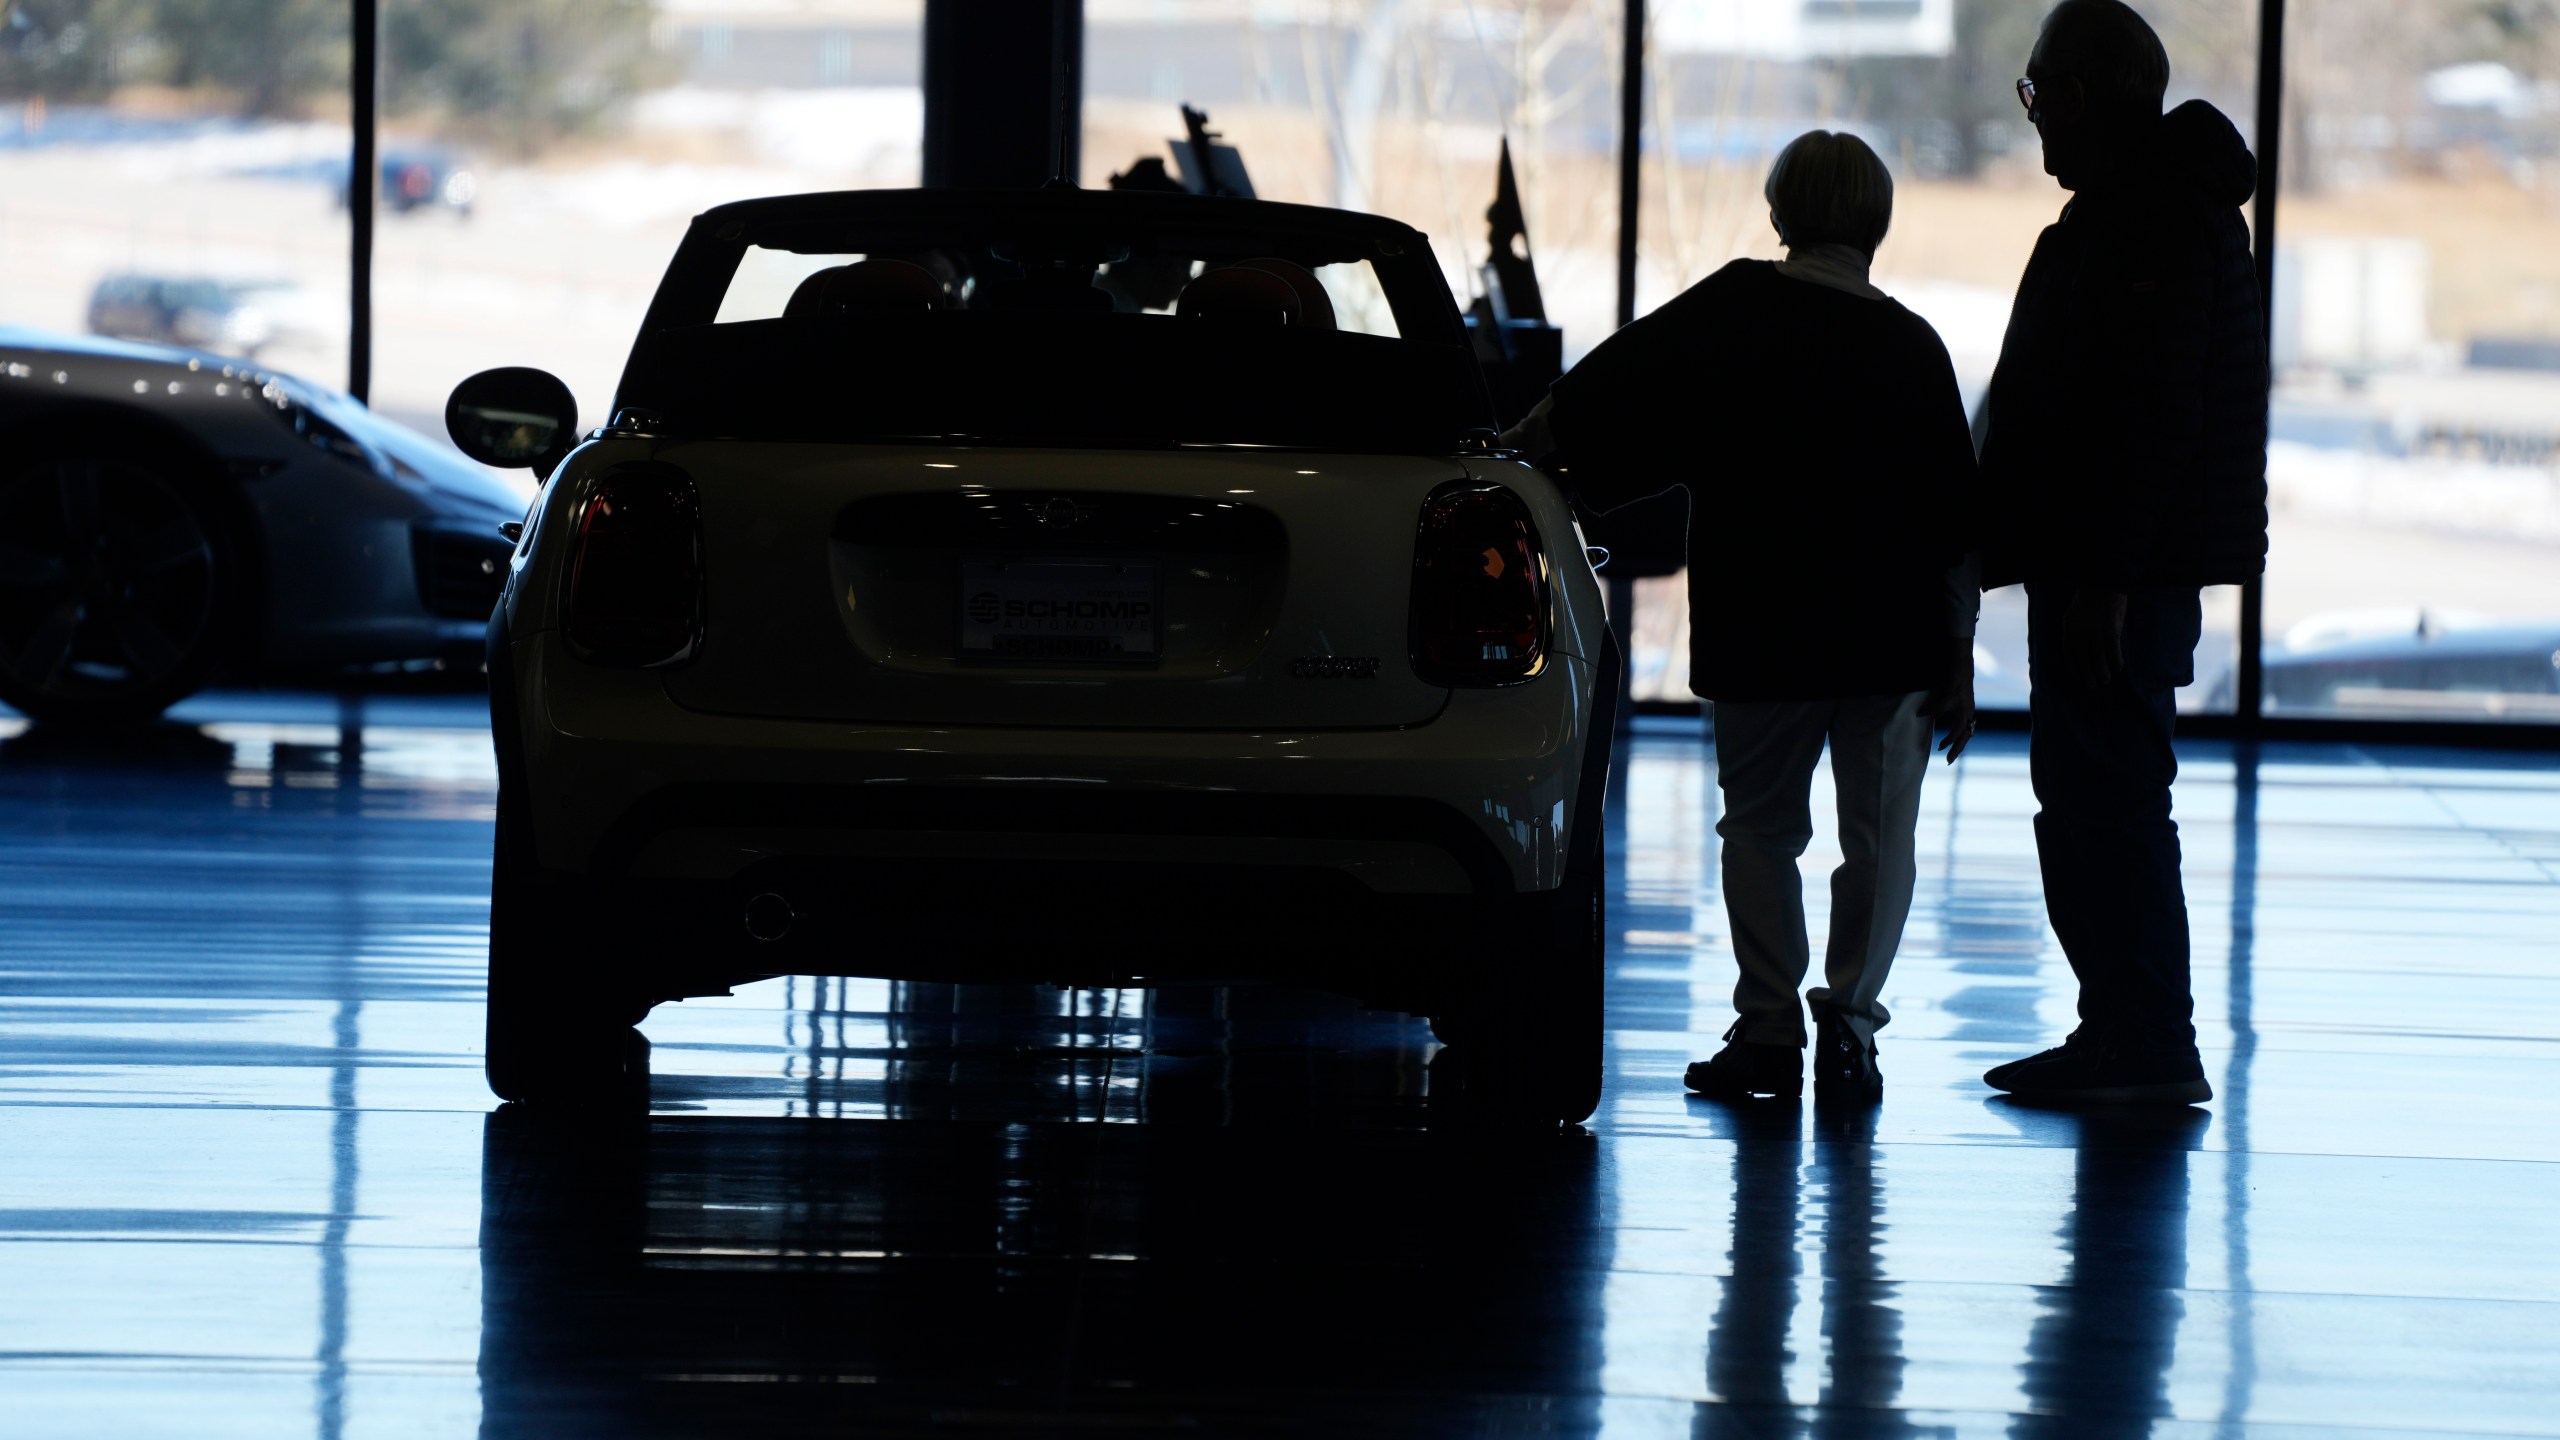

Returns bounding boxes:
[1291,655,1381,679]
[1035,496,1083,529]
[968,591,1002,624]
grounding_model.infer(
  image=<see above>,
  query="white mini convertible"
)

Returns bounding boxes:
[449,187,1616,1123]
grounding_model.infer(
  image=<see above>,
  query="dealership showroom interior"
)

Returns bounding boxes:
[5,0,2560,1434]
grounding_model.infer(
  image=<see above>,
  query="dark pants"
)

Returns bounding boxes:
[2024,583,2204,1056]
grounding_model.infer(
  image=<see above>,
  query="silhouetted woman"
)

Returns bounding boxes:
[1507,130,1979,1104]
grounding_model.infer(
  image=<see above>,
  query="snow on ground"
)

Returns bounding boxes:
[629,85,922,178]
[512,159,847,229]
[2270,438,2560,544]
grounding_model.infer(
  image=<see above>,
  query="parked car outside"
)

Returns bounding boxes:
[340,148,478,218]
[86,274,323,359]
[2251,611,2560,721]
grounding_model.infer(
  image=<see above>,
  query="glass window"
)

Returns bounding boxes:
[1081,2,1626,356]
[622,198,1477,453]
[0,2,351,395]
[1624,0,2259,708]
[2262,0,2560,721]
[718,247,880,324]
[371,0,924,440]
[710,240,1399,336]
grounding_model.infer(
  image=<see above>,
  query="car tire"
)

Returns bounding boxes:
[0,437,241,726]
[1433,864,1604,1131]
[1432,640,1615,1131]
[485,785,651,1105]
[1491,864,1606,1126]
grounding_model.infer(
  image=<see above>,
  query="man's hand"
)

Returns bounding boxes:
[2063,588,2129,689]
[1921,638,1977,763]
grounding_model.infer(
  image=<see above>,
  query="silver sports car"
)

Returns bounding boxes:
[0,328,529,723]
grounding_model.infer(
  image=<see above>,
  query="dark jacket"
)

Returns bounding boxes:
[1978,99,2270,592]
[1546,259,1977,703]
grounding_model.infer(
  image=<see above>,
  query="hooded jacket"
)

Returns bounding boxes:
[1978,99,2270,592]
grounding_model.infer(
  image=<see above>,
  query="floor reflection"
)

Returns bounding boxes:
[3,705,2557,1438]
[2217,741,2260,1437]
[1806,1106,1910,1440]
[477,1083,1610,1436]
[1674,1099,1921,1439]
[1927,756,2058,1059]
[2008,1103,2209,1440]
[1694,1100,1804,1429]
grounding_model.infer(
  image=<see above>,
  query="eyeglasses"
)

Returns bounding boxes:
[2016,76,2041,120]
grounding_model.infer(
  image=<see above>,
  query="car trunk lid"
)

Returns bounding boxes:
[654,442,1459,730]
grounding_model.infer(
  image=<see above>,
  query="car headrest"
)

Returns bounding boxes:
[784,258,946,321]
[1234,257,1337,331]
[1176,258,1338,331]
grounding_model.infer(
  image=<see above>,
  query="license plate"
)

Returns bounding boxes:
[959,557,1159,661]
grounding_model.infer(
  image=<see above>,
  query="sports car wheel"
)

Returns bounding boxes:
[486,789,650,1105]
[0,443,236,725]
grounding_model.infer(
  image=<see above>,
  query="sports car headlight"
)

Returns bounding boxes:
[562,463,704,668]
[1408,480,1550,687]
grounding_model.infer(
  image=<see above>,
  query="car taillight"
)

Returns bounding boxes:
[562,464,703,668]
[1409,481,1549,686]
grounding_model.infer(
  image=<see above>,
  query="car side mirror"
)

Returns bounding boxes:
[446,367,578,477]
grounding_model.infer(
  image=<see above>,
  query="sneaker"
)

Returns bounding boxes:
[1982,1039,2079,1093]
[1812,1008,1881,1105]
[1684,1023,1802,1100]
[1984,1034,2211,1106]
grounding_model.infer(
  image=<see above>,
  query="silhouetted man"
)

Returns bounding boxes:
[1979,0,2268,1104]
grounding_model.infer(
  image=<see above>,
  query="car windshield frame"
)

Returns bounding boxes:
[608,188,1495,454]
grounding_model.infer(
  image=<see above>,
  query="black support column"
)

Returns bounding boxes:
[922,0,1084,189]
[1614,0,1644,330]
[2240,0,2287,727]
[1608,0,1647,733]
[349,0,376,403]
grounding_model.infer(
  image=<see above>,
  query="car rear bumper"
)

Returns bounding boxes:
[512,632,1598,910]
[541,853,1504,1003]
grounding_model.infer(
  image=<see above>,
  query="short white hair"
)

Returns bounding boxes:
[1763,130,1894,257]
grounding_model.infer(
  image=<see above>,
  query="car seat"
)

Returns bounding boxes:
[1175,258,1338,330]
[783,258,947,321]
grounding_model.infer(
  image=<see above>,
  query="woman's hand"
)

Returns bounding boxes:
[1922,638,1978,763]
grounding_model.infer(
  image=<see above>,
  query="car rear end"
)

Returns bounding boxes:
[493,189,1607,1013]
[501,438,1602,1002]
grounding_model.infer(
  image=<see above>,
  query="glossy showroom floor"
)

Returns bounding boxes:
[2,694,2557,1438]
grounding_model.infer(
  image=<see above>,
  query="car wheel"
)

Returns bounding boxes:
[1523,863,1607,1124]
[0,442,238,726]
[485,786,650,1105]
[1444,864,1604,1130]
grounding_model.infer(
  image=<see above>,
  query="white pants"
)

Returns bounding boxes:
[1712,691,1931,1048]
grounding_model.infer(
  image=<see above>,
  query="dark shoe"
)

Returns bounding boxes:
[1982,1040,2078,1093]
[1984,1034,2211,1105]
[1684,1024,1802,1100]
[1811,1009,1881,1105]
